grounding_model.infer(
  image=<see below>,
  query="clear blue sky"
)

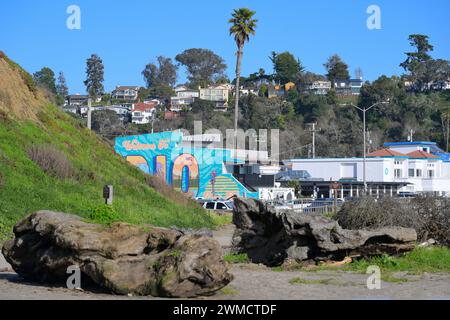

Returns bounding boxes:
[1,0,449,94]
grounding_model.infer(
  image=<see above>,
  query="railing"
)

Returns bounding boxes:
[267,198,344,215]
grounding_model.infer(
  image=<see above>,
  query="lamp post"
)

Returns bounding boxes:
[340,100,390,193]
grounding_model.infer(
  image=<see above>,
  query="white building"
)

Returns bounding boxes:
[170,88,199,112]
[112,86,140,102]
[199,85,229,110]
[286,145,450,197]
[307,81,332,95]
[131,102,156,125]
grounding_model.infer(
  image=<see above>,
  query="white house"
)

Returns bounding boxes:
[307,81,332,95]
[170,88,199,112]
[131,102,156,125]
[199,85,229,110]
[112,86,140,102]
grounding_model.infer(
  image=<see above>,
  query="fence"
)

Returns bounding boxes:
[268,198,344,215]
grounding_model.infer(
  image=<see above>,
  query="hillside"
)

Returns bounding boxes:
[0,53,218,243]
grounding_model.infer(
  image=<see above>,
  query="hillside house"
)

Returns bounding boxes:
[112,86,140,102]
[131,102,156,125]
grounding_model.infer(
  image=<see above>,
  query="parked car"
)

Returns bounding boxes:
[202,200,234,213]
[397,192,418,198]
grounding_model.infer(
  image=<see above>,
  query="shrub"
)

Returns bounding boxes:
[27,145,74,179]
[335,196,450,246]
[89,205,120,225]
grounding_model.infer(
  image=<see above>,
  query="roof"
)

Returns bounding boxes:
[406,150,439,159]
[366,149,407,158]
[384,141,437,147]
[132,102,156,112]
[115,86,139,91]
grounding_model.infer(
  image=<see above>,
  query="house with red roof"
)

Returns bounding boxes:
[131,102,156,125]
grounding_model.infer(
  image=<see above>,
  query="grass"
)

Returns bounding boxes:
[347,247,450,275]
[223,253,250,264]
[381,274,411,283]
[289,277,346,286]
[0,102,218,244]
[268,247,450,277]
[219,286,240,296]
[207,212,232,229]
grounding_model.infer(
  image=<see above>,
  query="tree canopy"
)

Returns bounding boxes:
[175,48,227,87]
[84,54,104,99]
[400,34,450,92]
[324,54,350,86]
[270,51,304,84]
[33,67,56,94]
[142,56,178,88]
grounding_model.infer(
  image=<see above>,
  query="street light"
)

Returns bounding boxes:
[340,100,390,193]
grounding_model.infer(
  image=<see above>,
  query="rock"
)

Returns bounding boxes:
[232,198,417,266]
[418,238,436,248]
[2,211,232,297]
[0,252,12,272]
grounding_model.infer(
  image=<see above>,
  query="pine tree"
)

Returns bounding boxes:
[84,54,104,99]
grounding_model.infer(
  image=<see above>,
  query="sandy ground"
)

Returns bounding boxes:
[1,225,450,300]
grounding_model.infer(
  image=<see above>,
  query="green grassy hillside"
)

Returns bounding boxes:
[0,54,218,243]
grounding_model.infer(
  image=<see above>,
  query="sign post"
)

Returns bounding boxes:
[103,185,113,205]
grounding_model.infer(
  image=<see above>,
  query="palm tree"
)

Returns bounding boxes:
[229,8,257,141]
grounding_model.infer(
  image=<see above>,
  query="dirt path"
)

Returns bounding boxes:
[1,225,450,300]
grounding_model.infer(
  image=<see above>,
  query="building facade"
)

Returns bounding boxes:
[112,86,140,102]
[131,102,156,125]
[286,143,450,197]
[199,85,229,110]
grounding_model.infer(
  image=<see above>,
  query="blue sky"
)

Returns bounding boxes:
[1,0,449,94]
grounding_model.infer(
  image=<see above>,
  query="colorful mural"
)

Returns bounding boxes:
[115,131,259,199]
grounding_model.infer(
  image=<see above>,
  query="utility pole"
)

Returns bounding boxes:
[87,98,92,130]
[340,100,390,194]
[408,129,414,142]
[307,123,317,159]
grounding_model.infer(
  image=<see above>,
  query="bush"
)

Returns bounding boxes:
[335,196,450,246]
[89,205,120,224]
[27,145,74,179]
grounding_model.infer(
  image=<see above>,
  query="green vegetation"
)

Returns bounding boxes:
[269,247,450,276]
[220,286,240,296]
[223,253,250,264]
[289,277,340,286]
[381,274,411,283]
[347,247,450,275]
[207,212,232,228]
[88,205,120,225]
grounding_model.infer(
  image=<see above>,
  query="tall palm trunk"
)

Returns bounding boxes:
[447,116,449,152]
[234,45,243,145]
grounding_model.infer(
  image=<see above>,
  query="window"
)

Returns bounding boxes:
[416,169,422,177]
[428,170,435,178]
[408,169,415,177]
[394,169,402,178]
[216,203,227,210]
[205,202,215,210]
